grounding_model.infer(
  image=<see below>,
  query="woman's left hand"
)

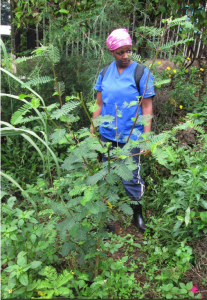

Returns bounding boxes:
[141,149,151,156]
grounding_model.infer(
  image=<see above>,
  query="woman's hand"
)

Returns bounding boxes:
[141,149,151,156]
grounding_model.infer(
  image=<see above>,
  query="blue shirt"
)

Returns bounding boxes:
[94,61,155,143]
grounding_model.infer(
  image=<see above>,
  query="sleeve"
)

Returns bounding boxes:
[94,69,103,91]
[139,67,155,98]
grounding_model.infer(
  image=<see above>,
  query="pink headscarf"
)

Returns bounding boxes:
[106,28,132,51]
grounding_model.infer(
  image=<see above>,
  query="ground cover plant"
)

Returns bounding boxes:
[1,15,207,299]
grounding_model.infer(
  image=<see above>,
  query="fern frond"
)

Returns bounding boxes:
[11,103,32,125]
[93,115,114,127]
[38,209,54,216]
[66,197,82,208]
[167,16,194,29]
[55,272,73,288]
[86,168,108,185]
[118,203,133,215]
[152,148,168,166]
[154,79,171,87]
[47,45,60,64]
[140,132,169,150]
[62,114,80,123]
[123,100,138,108]
[138,26,163,37]
[193,125,205,135]
[77,127,90,139]
[161,38,194,50]
[65,95,80,102]
[164,145,177,162]
[105,186,119,202]
[50,129,66,145]
[74,145,98,160]
[81,185,99,204]
[172,121,193,132]
[129,53,142,63]
[22,76,53,88]
[51,201,68,215]
[62,155,83,171]
[105,173,120,185]
[50,102,80,119]
[112,161,133,181]
[15,55,38,64]
[54,81,65,96]
[69,184,87,197]
[17,113,47,124]
[83,137,103,152]
[131,114,153,125]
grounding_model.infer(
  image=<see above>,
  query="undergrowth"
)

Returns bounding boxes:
[1,17,207,299]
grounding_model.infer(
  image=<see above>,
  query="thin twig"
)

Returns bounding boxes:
[116,105,118,147]
[94,236,101,278]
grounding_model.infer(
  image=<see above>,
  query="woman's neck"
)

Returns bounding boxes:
[116,60,133,74]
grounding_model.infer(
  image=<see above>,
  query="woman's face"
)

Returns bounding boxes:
[111,45,132,68]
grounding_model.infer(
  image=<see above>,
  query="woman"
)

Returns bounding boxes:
[91,28,155,232]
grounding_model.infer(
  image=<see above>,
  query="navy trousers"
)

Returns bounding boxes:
[101,135,145,202]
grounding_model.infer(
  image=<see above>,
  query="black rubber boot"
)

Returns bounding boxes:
[132,204,147,232]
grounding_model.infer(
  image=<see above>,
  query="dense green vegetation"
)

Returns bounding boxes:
[1,1,207,299]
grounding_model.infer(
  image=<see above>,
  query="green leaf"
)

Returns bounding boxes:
[18,251,27,258]
[76,228,88,241]
[8,277,17,289]
[26,282,38,291]
[44,103,59,111]
[56,273,73,288]
[13,287,26,295]
[11,103,32,125]
[173,220,183,233]
[186,282,193,290]
[179,282,186,289]
[51,201,67,215]
[86,169,108,185]
[30,261,42,269]
[200,199,207,209]
[4,265,19,272]
[1,191,8,199]
[180,288,187,294]
[200,211,207,223]
[50,101,80,120]
[37,281,53,289]
[85,201,100,214]
[17,256,27,266]
[188,291,195,297]
[50,129,66,145]
[119,203,133,215]
[61,242,76,257]
[81,186,98,205]
[162,283,173,291]
[31,98,40,108]
[58,9,69,14]
[19,273,28,286]
[23,76,53,88]
[56,217,75,232]
[185,207,191,226]
[112,162,133,181]
[30,234,37,244]
[18,219,24,227]
[177,216,184,221]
